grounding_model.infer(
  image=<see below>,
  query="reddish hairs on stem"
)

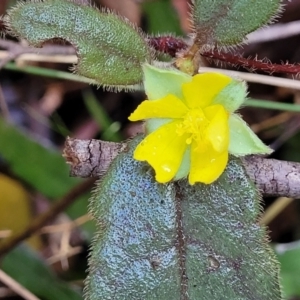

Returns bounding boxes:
[148,36,300,75]
[148,36,188,57]
[201,50,300,75]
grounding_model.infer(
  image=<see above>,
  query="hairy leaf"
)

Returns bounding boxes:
[86,135,281,299]
[192,0,283,47]
[5,0,152,89]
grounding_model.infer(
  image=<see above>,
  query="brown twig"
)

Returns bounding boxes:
[64,138,300,199]
[0,40,75,55]
[0,178,95,257]
[243,156,300,198]
[0,39,76,69]
[63,136,127,177]
[0,40,40,68]
[0,50,23,69]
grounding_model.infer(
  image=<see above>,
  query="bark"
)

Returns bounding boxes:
[64,137,300,198]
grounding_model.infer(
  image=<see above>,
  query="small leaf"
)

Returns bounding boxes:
[5,0,152,89]
[86,135,282,299]
[192,0,283,47]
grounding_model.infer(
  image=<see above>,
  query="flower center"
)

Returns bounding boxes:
[176,109,209,148]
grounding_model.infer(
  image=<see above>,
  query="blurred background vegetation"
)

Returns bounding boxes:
[1,0,300,299]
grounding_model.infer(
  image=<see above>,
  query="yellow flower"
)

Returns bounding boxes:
[129,64,272,185]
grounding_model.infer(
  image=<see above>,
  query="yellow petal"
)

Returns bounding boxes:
[128,95,188,121]
[189,144,228,184]
[134,120,188,183]
[182,73,232,109]
[204,105,229,153]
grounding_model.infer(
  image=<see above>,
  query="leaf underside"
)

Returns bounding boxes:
[5,0,152,88]
[86,135,282,300]
[192,0,283,47]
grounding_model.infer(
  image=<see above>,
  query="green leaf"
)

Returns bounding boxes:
[5,0,152,88]
[86,135,281,299]
[2,246,82,300]
[192,0,283,47]
[177,165,280,299]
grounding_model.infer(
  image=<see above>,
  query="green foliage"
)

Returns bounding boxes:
[0,117,94,237]
[142,0,182,35]
[0,118,78,198]
[2,246,82,300]
[86,136,281,299]
[82,89,123,142]
[192,0,283,47]
[276,245,300,298]
[5,0,152,89]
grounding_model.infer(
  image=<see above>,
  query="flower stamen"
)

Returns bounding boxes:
[176,109,209,149]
